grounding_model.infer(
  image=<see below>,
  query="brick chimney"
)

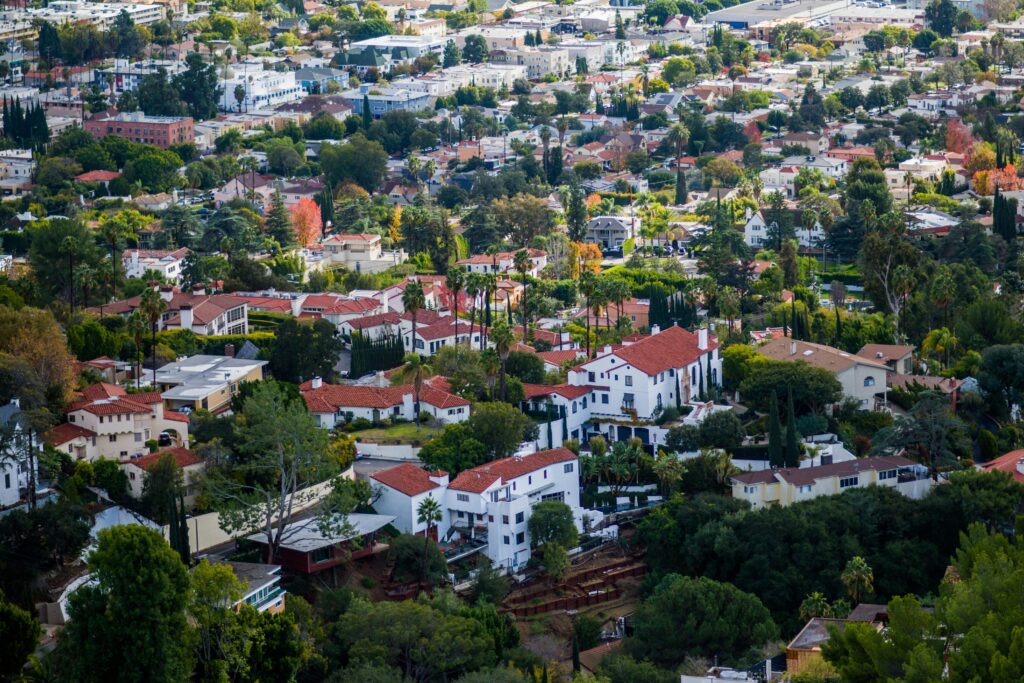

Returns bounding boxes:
[224,343,235,357]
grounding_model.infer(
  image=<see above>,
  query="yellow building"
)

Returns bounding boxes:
[154,354,267,414]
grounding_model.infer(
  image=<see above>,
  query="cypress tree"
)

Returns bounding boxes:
[546,403,554,448]
[572,634,580,673]
[835,306,842,345]
[675,374,681,409]
[767,389,783,468]
[784,387,800,467]
[595,92,603,115]
[697,362,704,401]
[791,298,799,340]
[675,169,687,205]
[176,494,191,565]
[362,94,372,130]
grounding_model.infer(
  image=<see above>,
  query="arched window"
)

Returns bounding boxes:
[864,377,876,387]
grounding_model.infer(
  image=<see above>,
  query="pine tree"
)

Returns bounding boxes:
[266,190,292,248]
[785,387,800,467]
[768,390,783,468]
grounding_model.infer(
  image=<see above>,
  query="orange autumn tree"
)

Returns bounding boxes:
[974,165,1024,195]
[945,119,975,155]
[290,197,322,247]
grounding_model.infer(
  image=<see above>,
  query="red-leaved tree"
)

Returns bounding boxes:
[290,197,322,248]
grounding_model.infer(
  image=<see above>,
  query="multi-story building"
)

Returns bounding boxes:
[154,354,268,414]
[339,84,431,118]
[23,1,166,29]
[46,383,191,461]
[122,248,189,284]
[0,148,34,201]
[299,376,470,427]
[219,64,304,112]
[490,46,571,80]
[743,210,825,249]
[370,447,581,571]
[96,284,251,337]
[585,216,635,248]
[95,59,188,95]
[320,233,408,274]
[0,398,44,509]
[85,111,195,148]
[758,338,889,410]
[350,34,447,58]
[731,456,932,509]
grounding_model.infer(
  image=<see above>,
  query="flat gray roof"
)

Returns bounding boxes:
[705,0,848,25]
[247,513,395,553]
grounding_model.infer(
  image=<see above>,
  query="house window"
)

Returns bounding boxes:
[515,511,524,524]
[572,402,578,414]
[129,472,136,481]
[311,547,332,563]
[528,475,532,484]
[743,485,758,494]
[3,473,9,488]
[588,372,595,382]
[864,377,876,387]
[602,394,608,404]
[516,532,525,544]
[622,393,635,409]
[456,493,469,502]
[109,435,117,443]
[134,432,143,443]
[489,515,494,522]
[798,484,812,493]
[564,463,574,473]
[839,476,859,488]
[541,491,564,502]
[544,469,547,479]
[502,515,509,524]
[879,469,897,480]
[503,535,510,544]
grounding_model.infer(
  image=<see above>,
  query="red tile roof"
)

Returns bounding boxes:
[591,326,716,376]
[126,446,203,470]
[449,448,577,493]
[75,170,121,182]
[371,463,446,496]
[300,383,407,411]
[538,350,585,367]
[43,422,96,446]
[522,383,599,400]
[979,450,1024,484]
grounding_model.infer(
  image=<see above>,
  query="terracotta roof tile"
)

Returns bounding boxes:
[43,422,96,445]
[126,446,203,470]
[449,448,577,493]
[371,463,446,496]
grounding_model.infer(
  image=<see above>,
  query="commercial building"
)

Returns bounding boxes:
[85,111,194,148]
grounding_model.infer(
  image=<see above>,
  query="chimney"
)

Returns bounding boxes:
[651,324,660,335]
[311,376,323,389]
[697,328,708,350]
[790,341,797,356]
[224,343,235,357]
[191,283,206,296]
[9,397,19,408]
[428,471,449,487]
[179,304,193,331]
[290,296,302,317]
[159,285,174,302]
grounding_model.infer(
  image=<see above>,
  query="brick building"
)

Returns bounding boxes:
[85,111,194,148]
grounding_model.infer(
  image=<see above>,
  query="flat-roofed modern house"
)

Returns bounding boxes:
[246,513,394,574]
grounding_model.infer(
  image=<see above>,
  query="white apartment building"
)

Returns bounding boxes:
[123,248,188,284]
[299,376,470,427]
[24,1,165,29]
[350,34,447,58]
[731,456,932,509]
[219,65,304,112]
[50,383,191,462]
[492,47,572,80]
[97,59,188,95]
[370,447,582,571]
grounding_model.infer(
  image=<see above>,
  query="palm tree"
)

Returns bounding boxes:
[841,556,874,604]
[490,320,514,402]
[74,264,97,309]
[609,278,632,328]
[127,311,147,389]
[666,123,689,205]
[513,249,530,343]
[99,219,125,296]
[480,348,500,400]
[539,125,551,176]
[138,288,167,388]
[402,280,426,357]
[398,354,432,430]
[416,496,443,585]
[446,267,465,343]
[922,327,957,368]
[465,272,482,347]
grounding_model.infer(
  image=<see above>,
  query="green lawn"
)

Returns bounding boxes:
[353,421,440,445]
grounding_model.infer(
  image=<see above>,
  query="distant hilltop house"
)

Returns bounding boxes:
[299,375,470,428]
[320,233,408,274]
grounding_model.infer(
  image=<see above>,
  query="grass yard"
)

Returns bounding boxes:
[353,421,441,445]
